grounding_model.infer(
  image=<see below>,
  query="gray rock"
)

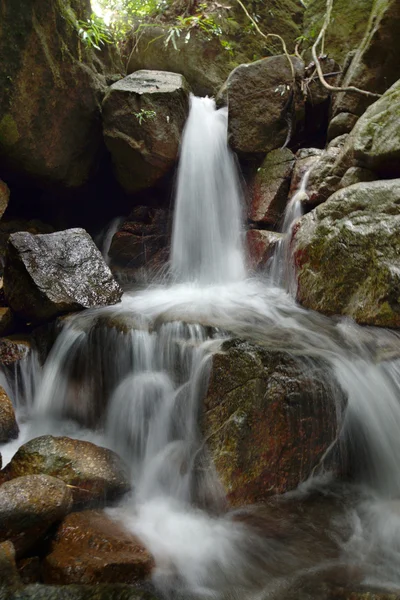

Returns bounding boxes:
[339,166,376,189]
[102,71,190,193]
[11,584,157,600]
[293,179,400,326]
[289,148,323,197]
[304,146,344,206]
[227,55,305,156]
[4,229,122,323]
[4,436,131,509]
[0,475,72,557]
[327,112,359,141]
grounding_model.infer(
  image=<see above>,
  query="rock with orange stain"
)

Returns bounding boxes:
[204,339,344,505]
[246,229,282,271]
[42,510,153,585]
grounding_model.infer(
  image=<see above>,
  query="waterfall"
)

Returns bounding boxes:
[171,96,246,284]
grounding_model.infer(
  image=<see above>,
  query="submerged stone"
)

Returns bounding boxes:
[4,229,122,323]
[293,179,400,327]
[4,436,131,509]
[102,71,190,193]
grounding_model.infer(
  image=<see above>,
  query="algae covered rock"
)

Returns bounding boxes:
[4,229,122,323]
[250,149,295,226]
[227,55,304,157]
[293,179,400,327]
[4,436,131,508]
[0,475,72,557]
[0,386,18,444]
[102,71,190,193]
[43,510,153,585]
[204,339,342,505]
[0,0,106,189]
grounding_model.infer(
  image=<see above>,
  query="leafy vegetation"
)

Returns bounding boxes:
[78,13,113,49]
[133,109,157,125]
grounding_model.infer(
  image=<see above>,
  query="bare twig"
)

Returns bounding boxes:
[311,0,381,98]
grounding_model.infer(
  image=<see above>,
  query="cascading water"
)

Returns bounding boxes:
[3,96,400,596]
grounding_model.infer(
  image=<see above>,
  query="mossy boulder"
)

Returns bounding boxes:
[227,55,305,157]
[43,510,153,584]
[249,149,295,227]
[126,1,304,97]
[0,386,18,444]
[0,475,72,557]
[0,0,107,189]
[293,179,400,326]
[3,436,131,508]
[204,339,343,505]
[102,71,190,193]
[4,229,122,324]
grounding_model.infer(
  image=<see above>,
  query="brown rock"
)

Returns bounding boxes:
[0,540,21,592]
[247,230,283,271]
[0,180,9,220]
[43,510,153,584]
[0,336,31,367]
[4,435,131,508]
[0,386,18,444]
[0,475,72,557]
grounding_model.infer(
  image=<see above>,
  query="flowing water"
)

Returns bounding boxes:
[2,95,400,597]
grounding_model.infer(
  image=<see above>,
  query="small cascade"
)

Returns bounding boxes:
[171,96,246,284]
[270,168,311,293]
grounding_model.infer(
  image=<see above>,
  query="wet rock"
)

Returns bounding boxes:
[102,71,190,194]
[329,589,400,600]
[293,179,400,327]
[4,229,122,323]
[0,180,10,221]
[43,510,153,584]
[4,436,131,508]
[247,230,283,271]
[303,0,375,65]
[249,149,295,227]
[204,339,342,505]
[0,386,18,444]
[289,148,323,197]
[0,0,106,189]
[126,2,304,97]
[0,220,55,277]
[0,337,31,367]
[333,0,400,116]
[339,167,376,189]
[227,55,305,157]
[10,584,157,600]
[0,540,21,593]
[17,557,41,585]
[109,206,169,276]
[0,475,72,557]
[328,113,359,142]
[338,80,400,178]
[304,145,343,207]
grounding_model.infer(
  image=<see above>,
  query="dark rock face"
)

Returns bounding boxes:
[109,206,169,277]
[0,475,72,557]
[227,55,305,157]
[0,386,19,444]
[249,149,295,227]
[3,436,131,509]
[327,113,359,142]
[204,340,343,505]
[0,180,10,220]
[0,0,106,189]
[333,0,400,116]
[0,540,21,592]
[293,179,400,327]
[246,230,283,271]
[4,229,122,323]
[102,71,190,193]
[43,510,153,584]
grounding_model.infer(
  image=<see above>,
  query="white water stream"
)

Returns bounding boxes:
[2,96,400,596]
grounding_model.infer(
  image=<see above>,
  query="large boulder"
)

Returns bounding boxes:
[249,149,295,227]
[43,510,153,584]
[126,1,304,97]
[102,71,190,193]
[0,475,72,557]
[333,0,400,116]
[0,386,18,444]
[3,229,122,323]
[293,179,400,327]
[203,339,342,505]
[0,0,106,188]
[3,436,131,508]
[227,56,305,157]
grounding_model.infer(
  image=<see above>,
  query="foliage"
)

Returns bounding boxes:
[78,13,113,50]
[94,0,169,38]
[133,109,157,124]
